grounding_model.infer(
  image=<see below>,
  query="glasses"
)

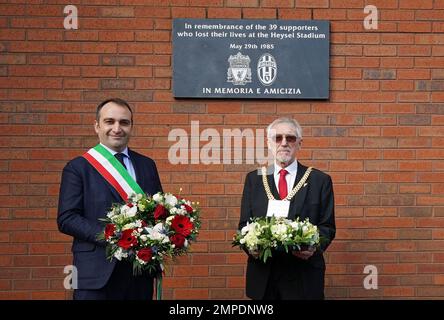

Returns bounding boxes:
[271,134,298,144]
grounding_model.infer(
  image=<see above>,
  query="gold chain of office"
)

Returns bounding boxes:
[261,166,313,201]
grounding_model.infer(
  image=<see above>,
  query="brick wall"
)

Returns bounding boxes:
[1,0,444,299]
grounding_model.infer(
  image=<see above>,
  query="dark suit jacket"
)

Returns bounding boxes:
[57,149,163,289]
[239,162,335,300]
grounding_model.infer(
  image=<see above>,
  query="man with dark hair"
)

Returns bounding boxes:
[95,98,133,124]
[239,117,336,300]
[58,98,163,300]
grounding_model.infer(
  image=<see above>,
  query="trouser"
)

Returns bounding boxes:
[262,253,325,300]
[73,260,154,300]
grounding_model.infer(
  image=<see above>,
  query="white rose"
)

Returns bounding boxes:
[153,193,163,203]
[126,205,138,218]
[241,223,252,235]
[165,194,178,206]
[166,215,175,225]
[122,223,135,231]
[120,205,130,214]
[162,237,170,243]
[114,248,124,261]
[147,224,168,242]
[170,207,178,215]
[153,222,165,233]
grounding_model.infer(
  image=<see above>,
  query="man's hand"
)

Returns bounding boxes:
[292,246,316,260]
[248,249,260,259]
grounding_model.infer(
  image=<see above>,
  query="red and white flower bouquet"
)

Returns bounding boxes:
[98,191,201,276]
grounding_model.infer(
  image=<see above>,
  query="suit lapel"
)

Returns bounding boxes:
[266,165,281,201]
[288,162,309,220]
[91,166,123,202]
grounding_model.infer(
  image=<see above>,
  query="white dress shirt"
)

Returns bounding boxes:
[100,143,137,182]
[273,160,298,196]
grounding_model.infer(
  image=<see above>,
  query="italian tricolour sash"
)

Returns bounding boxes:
[83,144,144,201]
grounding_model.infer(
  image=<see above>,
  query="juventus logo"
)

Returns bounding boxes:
[257,53,277,86]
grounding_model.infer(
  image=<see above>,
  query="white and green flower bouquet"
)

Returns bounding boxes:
[233,216,321,263]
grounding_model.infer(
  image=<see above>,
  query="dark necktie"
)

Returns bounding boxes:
[278,169,288,200]
[114,153,127,170]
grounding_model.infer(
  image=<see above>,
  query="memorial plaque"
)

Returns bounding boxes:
[173,19,330,99]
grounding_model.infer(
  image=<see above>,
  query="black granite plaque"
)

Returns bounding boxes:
[172,19,330,99]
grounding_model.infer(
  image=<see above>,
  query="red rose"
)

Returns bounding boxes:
[171,215,193,237]
[170,234,186,248]
[137,248,153,262]
[117,229,138,249]
[183,204,193,214]
[154,205,168,220]
[104,224,116,240]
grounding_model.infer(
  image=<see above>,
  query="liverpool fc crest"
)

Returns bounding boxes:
[227,52,252,85]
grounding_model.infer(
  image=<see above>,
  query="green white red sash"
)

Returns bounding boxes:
[83,144,144,201]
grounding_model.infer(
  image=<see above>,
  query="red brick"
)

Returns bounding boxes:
[399,22,432,33]
[278,8,311,19]
[135,7,170,18]
[346,80,379,91]
[174,265,209,277]
[347,34,380,44]
[296,0,328,7]
[100,7,134,17]
[174,289,208,299]
[171,7,206,18]
[400,0,433,9]
[31,291,66,300]
[381,34,414,44]
[81,43,117,54]
[81,66,116,77]
[225,0,259,7]
[242,8,277,18]
[381,80,414,91]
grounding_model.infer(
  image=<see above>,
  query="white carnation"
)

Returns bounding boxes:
[169,207,178,215]
[122,223,136,231]
[241,223,253,235]
[114,248,128,261]
[166,215,175,225]
[147,223,168,242]
[165,194,178,206]
[153,193,163,203]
